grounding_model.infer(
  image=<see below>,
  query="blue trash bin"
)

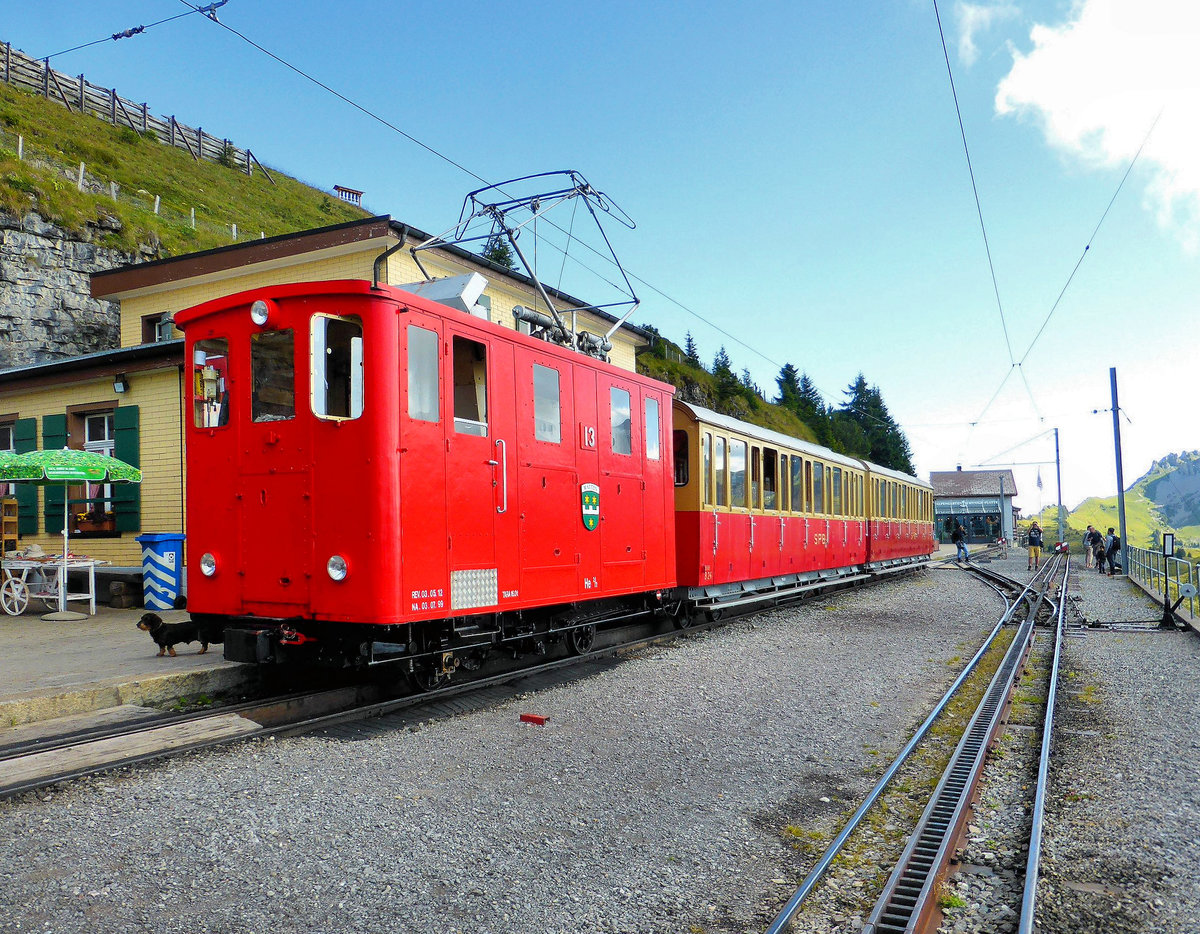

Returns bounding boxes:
[136,533,186,611]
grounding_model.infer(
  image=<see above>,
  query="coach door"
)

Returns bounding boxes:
[444,328,515,612]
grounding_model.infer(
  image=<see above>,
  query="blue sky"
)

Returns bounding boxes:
[6,1,1199,518]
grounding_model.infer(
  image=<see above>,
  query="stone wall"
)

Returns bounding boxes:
[0,211,143,369]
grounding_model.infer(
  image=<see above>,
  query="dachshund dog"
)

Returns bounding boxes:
[136,612,208,657]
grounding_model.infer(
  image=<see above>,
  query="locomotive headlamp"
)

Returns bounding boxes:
[249,299,272,326]
[199,553,218,577]
[327,555,348,581]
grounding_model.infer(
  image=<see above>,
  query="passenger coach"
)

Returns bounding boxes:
[672,401,933,613]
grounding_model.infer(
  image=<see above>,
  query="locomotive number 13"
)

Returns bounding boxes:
[580,424,597,449]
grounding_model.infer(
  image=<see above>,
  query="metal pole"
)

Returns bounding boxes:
[1054,428,1064,546]
[1110,367,1129,575]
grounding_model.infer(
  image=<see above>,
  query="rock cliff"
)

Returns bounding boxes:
[0,210,149,369]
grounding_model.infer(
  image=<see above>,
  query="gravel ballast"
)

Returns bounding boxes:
[0,568,995,934]
[2,555,1197,934]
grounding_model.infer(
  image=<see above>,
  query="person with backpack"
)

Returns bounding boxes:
[1027,522,1044,571]
[1104,527,1121,576]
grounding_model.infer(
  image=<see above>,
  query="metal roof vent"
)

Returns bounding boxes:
[394,272,490,320]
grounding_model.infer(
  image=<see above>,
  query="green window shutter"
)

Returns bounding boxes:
[112,405,141,533]
[13,417,38,535]
[42,414,68,535]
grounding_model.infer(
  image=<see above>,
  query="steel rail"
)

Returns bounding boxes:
[763,558,1051,934]
[1017,554,1069,933]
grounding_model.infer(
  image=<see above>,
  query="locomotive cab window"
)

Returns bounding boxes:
[192,338,230,428]
[408,325,440,423]
[645,398,660,460]
[453,336,488,436]
[311,315,363,420]
[674,430,689,486]
[532,364,561,443]
[251,330,295,422]
[610,387,632,455]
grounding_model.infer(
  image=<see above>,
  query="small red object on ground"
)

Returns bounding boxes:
[519,713,547,725]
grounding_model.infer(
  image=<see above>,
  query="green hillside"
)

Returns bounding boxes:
[1031,451,1200,559]
[0,81,366,255]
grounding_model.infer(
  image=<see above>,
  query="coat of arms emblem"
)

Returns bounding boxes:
[580,483,600,531]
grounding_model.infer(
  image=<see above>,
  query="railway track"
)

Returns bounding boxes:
[766,554,1069,934]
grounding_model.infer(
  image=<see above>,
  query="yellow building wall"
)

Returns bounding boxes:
[119,241,640,372]
[2,366,184,569]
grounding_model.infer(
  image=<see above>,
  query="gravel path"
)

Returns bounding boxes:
[0,567,998,934]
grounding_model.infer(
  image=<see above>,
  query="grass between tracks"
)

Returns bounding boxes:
[780,625,1018,925]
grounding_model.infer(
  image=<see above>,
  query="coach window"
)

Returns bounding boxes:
[763,448,778,510]
[730,439,747,507]
[674,431,689,486]
[610,387,632,455]
[312,315,363,420]
[750,447,761,508]
[192,338,230,428]
[702,432,713,502]
[779,454,789,511]
[251,330,295,422]
[453,336,488,436]
[791,456,804,513]
[407,325,439,422]
[812,460,824,514]
[832,467,843,516]
[715,436,728,507]
[533,364,561,443]
[645,398,660,460]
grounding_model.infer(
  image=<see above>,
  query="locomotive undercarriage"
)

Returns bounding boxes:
[202,590,675,677]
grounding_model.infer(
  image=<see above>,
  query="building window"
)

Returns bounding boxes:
[251,330,295,422]
[533,365,561,443]
[0,422,13,497]
[453,336,488,436]
[407,326,439,423]
[311,315,363,420]
[74,412,117,535]
[610,387,632,455]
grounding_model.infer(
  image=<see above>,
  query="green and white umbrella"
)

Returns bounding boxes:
[0,448,141,617]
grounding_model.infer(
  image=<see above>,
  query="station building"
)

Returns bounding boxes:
[930,468,1018,545]
[0,215,651,577]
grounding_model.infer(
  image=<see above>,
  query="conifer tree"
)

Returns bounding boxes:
[775,364,801,410]
[684,332,702,369]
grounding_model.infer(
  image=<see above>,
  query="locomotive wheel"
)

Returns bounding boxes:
[1,578,29,616]
[567,624,596,656]
[672,612,694,630]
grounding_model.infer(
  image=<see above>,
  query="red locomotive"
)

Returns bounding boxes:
[177,278,933,681]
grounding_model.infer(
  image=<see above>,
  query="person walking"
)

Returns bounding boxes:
[952,522,968,562]
[1104,527,1121,576]
[1027,522,1044,571]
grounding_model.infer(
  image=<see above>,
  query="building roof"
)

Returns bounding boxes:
[929,469,1018,498]
[0,340,183,390]
[90,215,652,341]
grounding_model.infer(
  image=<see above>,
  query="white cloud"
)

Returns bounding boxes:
[996,0,1200,244]
[956,2,1020,66]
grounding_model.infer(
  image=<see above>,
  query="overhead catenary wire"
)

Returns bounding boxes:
[170,2,914,441]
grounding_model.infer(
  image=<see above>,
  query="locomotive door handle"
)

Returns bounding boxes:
[779,517,785,551]
[749,516,755,552]
[495,439,508,514]
[713,511,720,555]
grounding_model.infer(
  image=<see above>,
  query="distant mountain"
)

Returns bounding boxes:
[1033,451,1200,552]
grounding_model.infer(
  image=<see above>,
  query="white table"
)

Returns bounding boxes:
[1,557,100,615]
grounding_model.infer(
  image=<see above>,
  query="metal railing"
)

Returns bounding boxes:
[1127,545,1199,621]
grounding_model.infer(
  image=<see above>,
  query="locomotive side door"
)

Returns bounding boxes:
[399,318,448,618]
[443,328,515,614]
